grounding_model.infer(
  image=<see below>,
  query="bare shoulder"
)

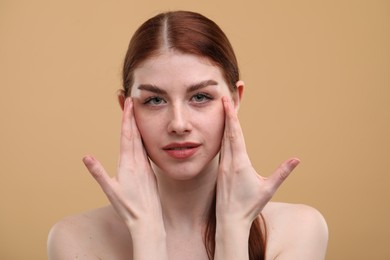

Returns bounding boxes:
[262,202,328,260]
[47,205,132,260]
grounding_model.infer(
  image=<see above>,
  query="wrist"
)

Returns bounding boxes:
[128,218,166,237]
[216,213,253,232]
[129,221,168,260]
[215,219,251,260]
[215,220,251,243]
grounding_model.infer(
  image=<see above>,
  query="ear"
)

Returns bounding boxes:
[232,80,244,111]
[117,89,126,111]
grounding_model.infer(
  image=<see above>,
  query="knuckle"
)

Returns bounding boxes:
[226,132,236,141]
[91,166,104,179]
[121,129,141,141]
[262,185,275,200]
[88,162,106,180]
[121,131,132,142]
[219,164,229,175]
[232,162,247,174]
[279,165,290,180]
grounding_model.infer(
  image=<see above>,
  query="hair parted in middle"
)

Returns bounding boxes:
[121,10,266,260]
[122,10,239,97]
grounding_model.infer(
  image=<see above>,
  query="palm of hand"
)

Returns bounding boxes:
[82,98,163,228]
[216,97,299,224]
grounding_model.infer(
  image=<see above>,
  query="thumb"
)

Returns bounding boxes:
[82,155,113,194]
[267,158,300,191]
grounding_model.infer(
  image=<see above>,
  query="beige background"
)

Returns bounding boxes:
[1,0,389,259]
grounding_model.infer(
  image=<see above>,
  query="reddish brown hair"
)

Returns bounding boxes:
[122,11,239,96]
[121,11,267,259]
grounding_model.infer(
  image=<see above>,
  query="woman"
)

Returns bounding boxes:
[48,11,328,260]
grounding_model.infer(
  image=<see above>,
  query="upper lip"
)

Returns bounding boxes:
[162,142,201,150]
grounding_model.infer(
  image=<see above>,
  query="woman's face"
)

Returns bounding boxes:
[130,51,239,181]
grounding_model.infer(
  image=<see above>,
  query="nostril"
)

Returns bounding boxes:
[167,119,191,135]
[167,106,192,134]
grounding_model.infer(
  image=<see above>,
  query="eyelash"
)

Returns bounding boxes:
[143,96,166,105]
[190,93,213,103]
[143,93,214,106]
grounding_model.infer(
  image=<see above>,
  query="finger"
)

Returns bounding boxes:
[221,96,247,160]
[119,97,145,164]
[127,97,148,160]
[82,155,113,195]
[267,158,300,191]
[119,97,134,158]
[219,97,232,165]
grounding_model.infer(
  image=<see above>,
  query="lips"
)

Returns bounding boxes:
[162,142,201,159]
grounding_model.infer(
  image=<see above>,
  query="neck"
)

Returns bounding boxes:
[153,160,218,230]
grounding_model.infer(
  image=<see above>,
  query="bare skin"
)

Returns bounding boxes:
[48,52,328,260]
[47,203,328,260]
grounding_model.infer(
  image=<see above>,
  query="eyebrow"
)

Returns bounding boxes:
[137,84,167,94]
[187,80,218,92]
[137,80,218,94]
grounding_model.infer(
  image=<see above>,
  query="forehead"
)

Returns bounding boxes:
[132,51,226,88]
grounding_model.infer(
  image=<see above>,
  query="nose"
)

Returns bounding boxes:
[167,103,192,135]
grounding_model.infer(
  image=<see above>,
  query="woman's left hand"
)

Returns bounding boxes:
[216,96,300,226]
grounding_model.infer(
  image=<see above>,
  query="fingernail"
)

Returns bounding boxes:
[289,158,300,168]
[82,155,94,164]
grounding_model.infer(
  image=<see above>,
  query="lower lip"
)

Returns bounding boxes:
[164,146,199,159]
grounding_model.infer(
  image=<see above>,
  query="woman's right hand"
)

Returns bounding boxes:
[82,98,167,259]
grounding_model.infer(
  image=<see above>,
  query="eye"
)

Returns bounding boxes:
[191,93,213,103]
[144,96,166,106]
